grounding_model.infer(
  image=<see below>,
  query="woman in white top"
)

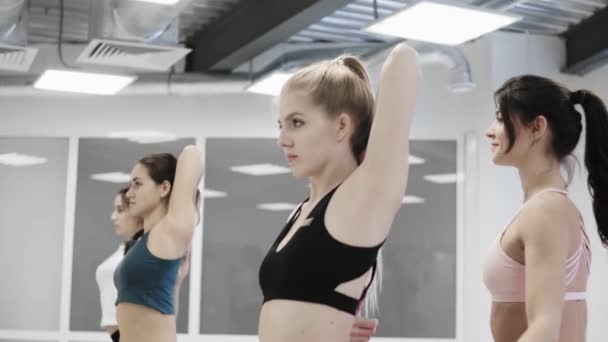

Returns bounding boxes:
[96,187,189,342]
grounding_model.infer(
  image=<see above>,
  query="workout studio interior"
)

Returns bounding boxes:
[1,1,607,342]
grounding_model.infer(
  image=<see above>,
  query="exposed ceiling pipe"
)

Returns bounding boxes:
[366,42,475,93]
[0,0,25,39]
[111,0,194,41]
[230,42,392,78]
[417,44,476,93]
[244,41,475,94]
[231,42,391,73]
[0,41,474,96]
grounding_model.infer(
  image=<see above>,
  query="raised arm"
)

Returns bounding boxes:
[166,145,204,247]
[330,43,422,244]
[361,43,421,206]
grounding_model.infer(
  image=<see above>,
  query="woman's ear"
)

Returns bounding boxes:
[336,112,354,142]
[530,115,549,143]
[160,180,172,199]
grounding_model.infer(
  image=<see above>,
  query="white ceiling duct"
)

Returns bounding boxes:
[417,44,476,93]
[367,42,475,93]
[245,42,475,94]
[0,0,38,72]
[111,0,194,42]
[0,0,24,39]
[78,0,192,71]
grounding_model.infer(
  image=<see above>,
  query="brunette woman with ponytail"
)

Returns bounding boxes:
[96,186,191,342]
[482,75,608,342]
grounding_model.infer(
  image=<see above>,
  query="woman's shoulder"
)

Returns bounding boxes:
[518,192,579,242]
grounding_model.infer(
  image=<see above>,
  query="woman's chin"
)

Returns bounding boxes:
[290,169,309,178]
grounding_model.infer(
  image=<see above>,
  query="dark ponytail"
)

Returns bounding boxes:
[117,186,144,255]
[575,90,608,246]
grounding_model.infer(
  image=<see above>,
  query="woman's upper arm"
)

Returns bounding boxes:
[324,45,421,244]
[358,43,421,206]
[166,145,204,243]
[521,198,571,332]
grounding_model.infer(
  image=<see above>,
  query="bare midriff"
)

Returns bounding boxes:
[116,303,176,342]
[259,300,355,342]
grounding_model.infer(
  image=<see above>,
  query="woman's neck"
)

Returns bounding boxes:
[142,205,168,233]
[308,154,357,204]
[517,155,566,201]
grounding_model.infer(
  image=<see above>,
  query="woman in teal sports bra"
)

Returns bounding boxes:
[114,146,203,342]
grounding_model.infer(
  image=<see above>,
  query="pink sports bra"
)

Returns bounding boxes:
[483,188,591,302]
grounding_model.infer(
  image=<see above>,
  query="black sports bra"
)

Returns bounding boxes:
[259,186,384,315]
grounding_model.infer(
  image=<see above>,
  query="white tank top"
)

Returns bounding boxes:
[95,245,124,328]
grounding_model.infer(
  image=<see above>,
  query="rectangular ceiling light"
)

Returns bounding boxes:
[90,172,131,183]
[34,69,136,95]
[0,152,47,167]
[246,71,294,96]
[402,195,426,204]
[257,202,299,211]
[108,130,177,144]
[230,163,291,176]
[204,189,227,199]
[423,173,464,184]
[365,0,521,46]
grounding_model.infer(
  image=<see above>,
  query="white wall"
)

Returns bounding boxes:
[1,31,607,341]
[0,94,276,138]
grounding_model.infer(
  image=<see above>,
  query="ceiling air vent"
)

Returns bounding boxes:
[76,39,190,71]
[0,43,37,72]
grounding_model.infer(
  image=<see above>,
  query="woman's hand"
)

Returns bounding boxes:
[350,316,379,342]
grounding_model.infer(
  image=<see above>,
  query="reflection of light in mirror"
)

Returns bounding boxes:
[230,163,291,176]
[409,155,425,165]
[90,172,131,183]
[107,130,177,144]
[434,251,450,262]
[0,152,47,166]
[423,173,464,184]
[257,202,298,211]
[204,189,227,198]
[402,195,426,204]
